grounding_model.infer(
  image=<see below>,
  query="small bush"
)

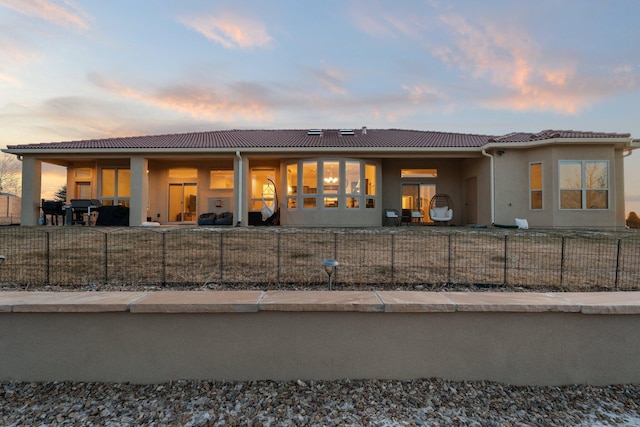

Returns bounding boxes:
[627,211,640,228]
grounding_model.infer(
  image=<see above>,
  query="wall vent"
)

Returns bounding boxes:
[307,129,323,136]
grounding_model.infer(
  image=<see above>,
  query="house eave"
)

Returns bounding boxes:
[482,137,634,151]
[2,146,487,156]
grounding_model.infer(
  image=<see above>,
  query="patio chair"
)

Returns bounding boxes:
[429,194,454,225]
[41,199,64,225]
[410,209,425,225]
[401,209,412,225]
[384,209,400,226]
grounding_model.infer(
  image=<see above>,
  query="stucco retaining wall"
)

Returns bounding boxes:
[1,291,639,386]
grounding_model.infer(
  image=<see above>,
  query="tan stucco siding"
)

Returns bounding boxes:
[494,145,623,228]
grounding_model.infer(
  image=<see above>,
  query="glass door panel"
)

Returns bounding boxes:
[169,183,197,222]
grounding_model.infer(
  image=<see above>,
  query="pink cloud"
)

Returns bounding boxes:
[432,13,595,114]
[180,13,272,49]
[89,73,272,123]
[0,0,90,30]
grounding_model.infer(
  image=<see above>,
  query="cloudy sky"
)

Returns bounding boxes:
[1,0,639,213]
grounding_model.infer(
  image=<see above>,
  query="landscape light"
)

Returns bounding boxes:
[322,259,338,290]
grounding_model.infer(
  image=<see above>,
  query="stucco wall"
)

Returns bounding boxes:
[1,291,639,386]
[494,145,624,228]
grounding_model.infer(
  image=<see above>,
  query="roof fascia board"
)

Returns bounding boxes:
[3,146,485,156]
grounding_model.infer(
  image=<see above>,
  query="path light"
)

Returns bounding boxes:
[322,259,338,290]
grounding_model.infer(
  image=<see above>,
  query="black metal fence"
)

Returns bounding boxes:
[0,226,639,290]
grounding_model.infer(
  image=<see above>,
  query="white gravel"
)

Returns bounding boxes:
[2,378,640,426]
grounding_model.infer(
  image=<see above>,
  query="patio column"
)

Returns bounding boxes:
[19,156,42,226]
[129,156,148,226]
[234,151,245,226]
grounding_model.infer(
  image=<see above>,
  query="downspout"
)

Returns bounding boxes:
[235,151,243,226]
[481,149,495,225]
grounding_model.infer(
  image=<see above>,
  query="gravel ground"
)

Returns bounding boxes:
[2,378,640,426]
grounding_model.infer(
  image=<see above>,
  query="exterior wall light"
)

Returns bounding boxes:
[322,259,338,290]
[0,255,5,267]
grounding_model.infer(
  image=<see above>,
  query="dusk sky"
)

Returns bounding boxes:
[1,0,639,214]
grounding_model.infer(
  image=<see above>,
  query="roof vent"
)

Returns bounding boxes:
[339,129,355,136]
[307,129,323,136]
[361,126,367,135]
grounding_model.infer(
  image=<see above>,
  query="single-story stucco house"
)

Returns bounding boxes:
[3,128,639,228]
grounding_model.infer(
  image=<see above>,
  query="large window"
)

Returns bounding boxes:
[210,170,234,189]
[100,168,130,207]
[286,159,376,210]
[302,161,317,208]
[286,164,298,209]
[530,162,543,209]
[559,160,608,210]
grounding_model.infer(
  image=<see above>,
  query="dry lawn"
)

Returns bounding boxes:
[0,226,639,291]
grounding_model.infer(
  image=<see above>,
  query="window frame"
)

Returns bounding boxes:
[529,162,543,210]
[285,159,377,211]
[558,160,609,210]
[99,167,130,207]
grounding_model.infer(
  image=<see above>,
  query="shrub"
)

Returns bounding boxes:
[627,211,640,228]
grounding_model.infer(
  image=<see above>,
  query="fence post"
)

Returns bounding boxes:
[45,231,50,285]
[390,233,395,285]
[447,233,452,285]
[503,235,508,286]
[615,238,622,290]
[276,232,281,284]
[104,232,108,286]
[219,232,224,282]
[161,232,167,286]
[560,237,566,287]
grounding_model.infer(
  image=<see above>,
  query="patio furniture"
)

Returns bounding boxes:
[401,209,412,225]
[384,209,400,226]
[429,194,454,225]
[411,209,425,224]
[70,199,102,226]
[41,199,64,225]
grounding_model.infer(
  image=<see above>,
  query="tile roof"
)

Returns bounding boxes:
[5,128,631,152]
[490,129,631,143]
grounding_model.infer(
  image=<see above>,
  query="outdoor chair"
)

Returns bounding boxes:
[410,209,425,225]
[384,209,400,226]
[41,199,64,225]
[401,209,412,225]
[429,194,454,225]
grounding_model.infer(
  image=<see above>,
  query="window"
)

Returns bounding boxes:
[365,164,376,208]
[210,170,234,189]
[169,168,197,179]
[559,160,608,210]
[75,168,92,178]
[76,182,91,199]
[323,161,340,208]
[101,168,130,207]
[302,161,317,208]
[530,163,543,209]
[345,161,361,209]
[286,159,376,210]
[286,164,298,209]
[401,169,437,178]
